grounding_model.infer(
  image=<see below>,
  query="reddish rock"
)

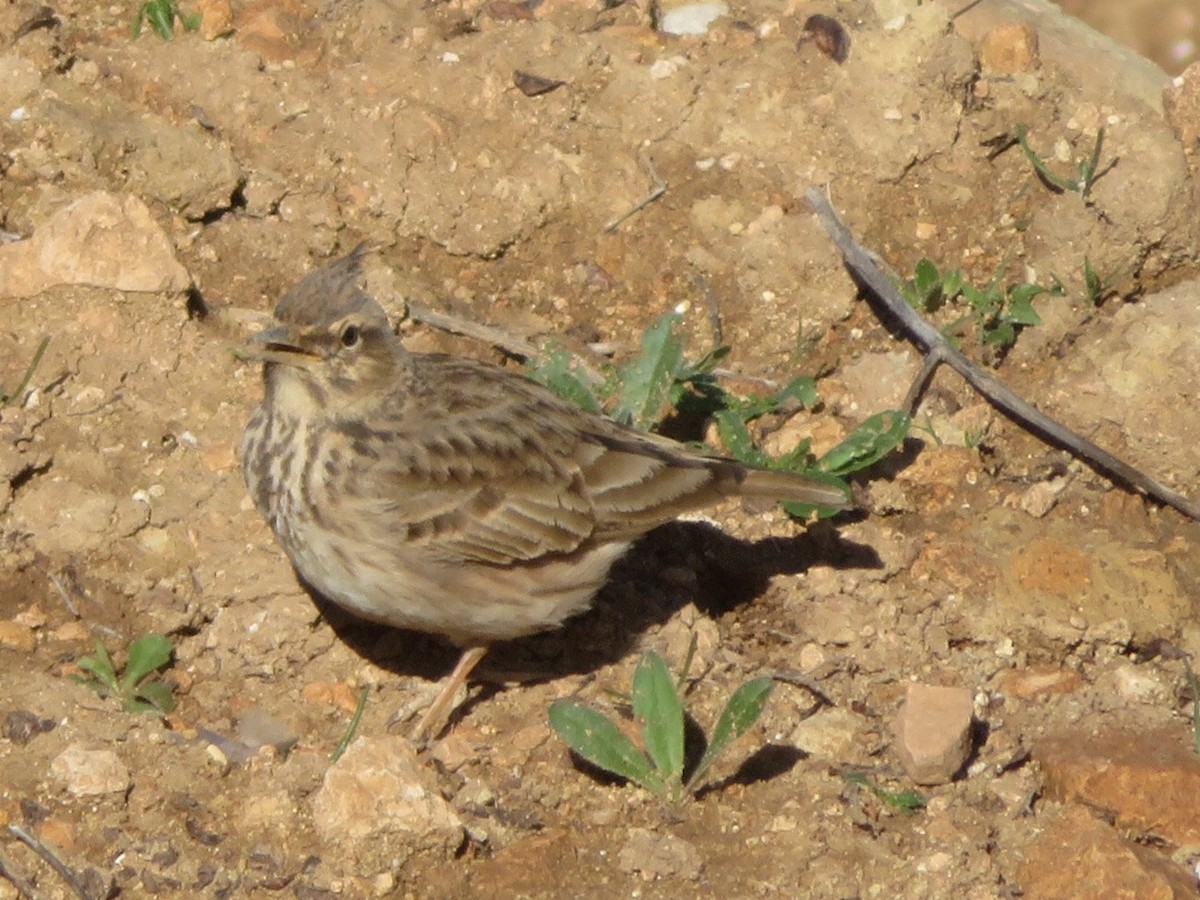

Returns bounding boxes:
[196,0,233,39]
[235,0,321,65]
[893,683,975,785]
[1020,805,1195,899]
[993,665,1084,699]
[1037,726,1200,846]
[979,22,1040,73]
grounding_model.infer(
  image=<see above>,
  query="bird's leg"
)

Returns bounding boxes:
[412,644,489,742]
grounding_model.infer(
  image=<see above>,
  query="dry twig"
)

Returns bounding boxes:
[804,186,1200,521]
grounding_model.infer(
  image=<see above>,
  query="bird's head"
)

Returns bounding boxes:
[244,246,406,412]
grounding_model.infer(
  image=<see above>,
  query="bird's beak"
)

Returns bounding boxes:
[241,325,322,367]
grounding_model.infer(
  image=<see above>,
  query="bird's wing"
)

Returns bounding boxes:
[329,408,599,566]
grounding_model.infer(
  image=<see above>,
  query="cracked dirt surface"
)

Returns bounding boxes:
[3,0,1200,896]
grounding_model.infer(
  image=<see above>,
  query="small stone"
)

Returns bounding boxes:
[1110,663,1166,704]
[657,1,728,36]
[3,710,56,744]
[914,221,938,240]
[798,642,826,671]
[0,620,36,652]
[37,818,76,851]
[50,621,90,643]
[791,708,873,762]
[1015,477,1068,518]
[12,604,46,628]
[311,736,464,864]
[301,680,362,714]
[50,745,131,796]
[195,0,233,38]
[893,683,974,785]
[617,827,702,880]
[994,665,1083,699]
[979,22,1039,74]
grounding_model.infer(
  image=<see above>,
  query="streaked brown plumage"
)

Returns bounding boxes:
[241,248,848,737]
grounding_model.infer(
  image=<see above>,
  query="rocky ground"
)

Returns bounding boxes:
[3,0,1200,896]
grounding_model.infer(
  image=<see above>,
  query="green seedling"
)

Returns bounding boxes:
[843,771,927,814]
[72,633,176,715]
[1014,126,1110,199]
[331,686,370,762]
[1,337,49,408]
[902,258,1061,353]
[132,0,200,39]
[549,650,774,803]
[528,313,907,517]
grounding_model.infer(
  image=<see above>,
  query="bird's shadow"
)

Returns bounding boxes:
[307,514,882,695]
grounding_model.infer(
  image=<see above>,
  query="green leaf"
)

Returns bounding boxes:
[981,322,1016,347]
[1080,127,1105,195]
[685,676,773,792]
[817,410,911,477]
[549,700,662,794]
[844,772,927,813]
[612,313,685,430]
[147,0,175,39]
[631,652,685,795]
[1015,126,1079,193]
[131,680,176,715]
[1002,289,1043,326]
[120,633,173,692]
[713,409,768,467]
[526,344,603,414]
[77,639,118,691]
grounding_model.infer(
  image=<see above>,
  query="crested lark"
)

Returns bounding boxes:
[241,248,849,738]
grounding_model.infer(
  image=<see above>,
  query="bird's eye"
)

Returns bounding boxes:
[340,324,361,348]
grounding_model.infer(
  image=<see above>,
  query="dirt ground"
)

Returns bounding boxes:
[3,0,1200,896]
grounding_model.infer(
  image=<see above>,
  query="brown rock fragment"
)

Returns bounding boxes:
[893,683,974,785]
[993,665,1084,700]
[311,736,464,866]
[1020,805,1195,899]
[1037,726,1200,846]
[979,22,1040,74]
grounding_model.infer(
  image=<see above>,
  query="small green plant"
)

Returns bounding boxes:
[1014,126,1110,199]
[843,771,927,814]
[331,686,369,762]
[73,633,176,714]
[528,314,729,432]
[528,313,907,514]
[132,0,200,39]
[1,337,49,408]
[549,650,773,803]
[902,258,1062,352]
